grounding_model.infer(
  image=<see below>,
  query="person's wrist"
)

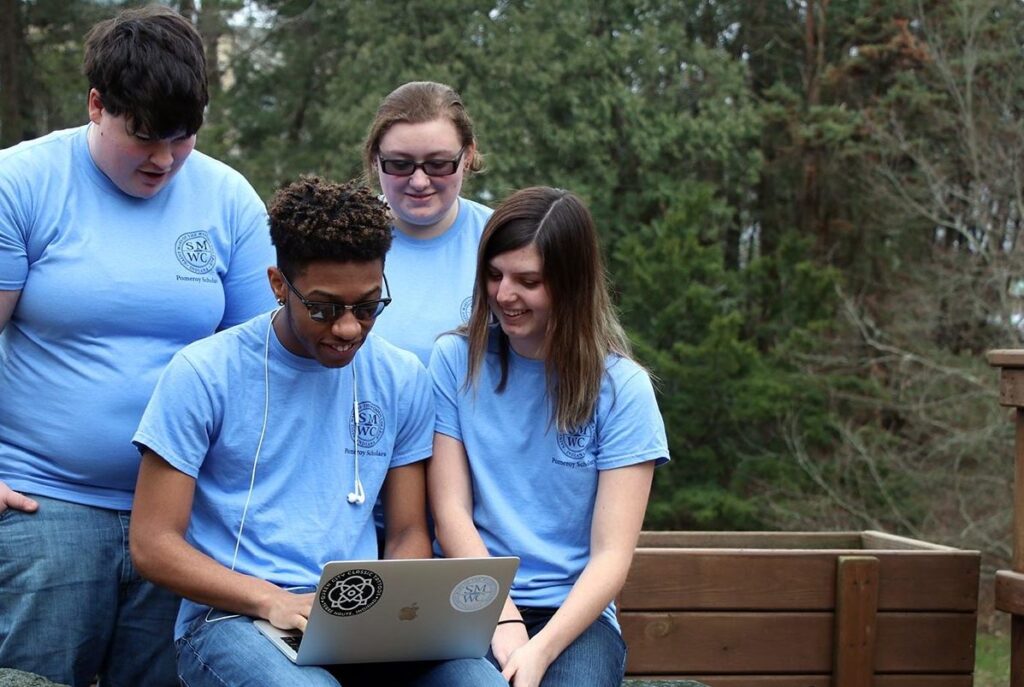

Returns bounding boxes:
[528,627,561,663]
[496,618,526,627]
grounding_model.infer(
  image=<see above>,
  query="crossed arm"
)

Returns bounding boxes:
[428,432,654,687]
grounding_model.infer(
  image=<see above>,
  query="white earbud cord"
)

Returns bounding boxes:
[206,307,366,624]
[205,307,281,624]
[348,364,365,504]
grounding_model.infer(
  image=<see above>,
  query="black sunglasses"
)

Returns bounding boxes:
[377,147,466,177]
[281,273,391,323]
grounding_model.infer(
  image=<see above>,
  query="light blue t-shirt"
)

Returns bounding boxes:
[373,197,491,365]
[0,125,275,510]
[429,330,669,628]
[133,312,434,638]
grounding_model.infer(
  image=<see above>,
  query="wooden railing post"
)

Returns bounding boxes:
[987,349,1024,686]
[833,555,879,687]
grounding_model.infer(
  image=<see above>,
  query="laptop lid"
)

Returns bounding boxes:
[256,556,519,665]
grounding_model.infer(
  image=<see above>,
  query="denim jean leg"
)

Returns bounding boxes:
[336,656,506,687]
[0,496,125,687]
[406,656,507,687]
[512,609,626,687]
[177,615,342,687]
[539,615,625,687]
[100,510,180,687]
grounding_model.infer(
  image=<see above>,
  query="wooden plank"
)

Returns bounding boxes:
[637,531,863,549]
[870,552,978,612]
[859,531,958,551]
[1000,369,1024,407]
[628,678,973,687]
[1007,409,1024,687]
[833,556,879,687]
[996,569,1024,615]
[621,551,836,611]
[622,611,833,673]
[871,679,973,687]
[620,550,978,612]
[620,611,975,674]
[873,612,976,672]
[1016,410,1024,571]
[630,678,831,687]
[1014,616,1024,687]
[988,349,1024,369]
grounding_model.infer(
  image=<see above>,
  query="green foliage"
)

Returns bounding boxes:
[975,632,1010,687]
[9,0,1022,558]
[613,185,839,530]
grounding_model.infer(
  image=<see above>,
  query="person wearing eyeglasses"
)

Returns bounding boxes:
[362,81,491,367]
[428,187,670,687]
[0,7,275,686]
[360,82,493,551]
[129,177,506,687]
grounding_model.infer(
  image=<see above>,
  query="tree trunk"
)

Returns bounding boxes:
[197,0,224,102]
[0,0,27,147]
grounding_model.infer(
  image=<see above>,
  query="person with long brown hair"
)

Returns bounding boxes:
[428,186,669,687]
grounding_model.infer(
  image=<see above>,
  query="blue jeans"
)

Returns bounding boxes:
[177,614,508,687]
[0,495,179,687]
[486,607,627,687]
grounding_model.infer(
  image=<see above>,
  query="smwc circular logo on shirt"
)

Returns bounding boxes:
[350,401,386,449]
[175,230,217,274]
[556,420,596,460]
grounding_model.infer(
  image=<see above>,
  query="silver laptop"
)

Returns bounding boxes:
[254,557,519,665]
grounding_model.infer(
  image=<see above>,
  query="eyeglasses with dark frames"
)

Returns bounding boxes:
[377,147,467,177]
[280,272,392,323]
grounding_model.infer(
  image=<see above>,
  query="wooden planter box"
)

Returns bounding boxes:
[618,531,980,687]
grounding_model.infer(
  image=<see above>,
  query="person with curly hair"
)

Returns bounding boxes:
[129,177,506,686]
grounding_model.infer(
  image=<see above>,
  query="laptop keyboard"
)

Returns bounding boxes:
[281,633,303,651]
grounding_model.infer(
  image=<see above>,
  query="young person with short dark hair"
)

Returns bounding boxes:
[429,186,670,687]
[0,6,274,685]
[130,177,506,687]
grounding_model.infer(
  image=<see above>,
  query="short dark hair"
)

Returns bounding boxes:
[268,176,393,279]
[83,5,209,138]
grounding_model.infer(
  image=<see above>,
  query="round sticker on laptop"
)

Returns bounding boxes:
[319,569,384,617]
[450,574,500,613]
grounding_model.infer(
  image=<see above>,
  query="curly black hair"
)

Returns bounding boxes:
[268,176,392,278]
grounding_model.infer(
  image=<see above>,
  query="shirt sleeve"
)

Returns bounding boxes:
[389,358,435,467]
[0,163,31,289]
[218,179,276,329]
[132,350,219,478]
[594,361,670,470]
[428,334,465,442]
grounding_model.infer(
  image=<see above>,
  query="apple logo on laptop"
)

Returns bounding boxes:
[399,602,419,621]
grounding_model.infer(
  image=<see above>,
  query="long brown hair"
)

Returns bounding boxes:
[464,187,632,432]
